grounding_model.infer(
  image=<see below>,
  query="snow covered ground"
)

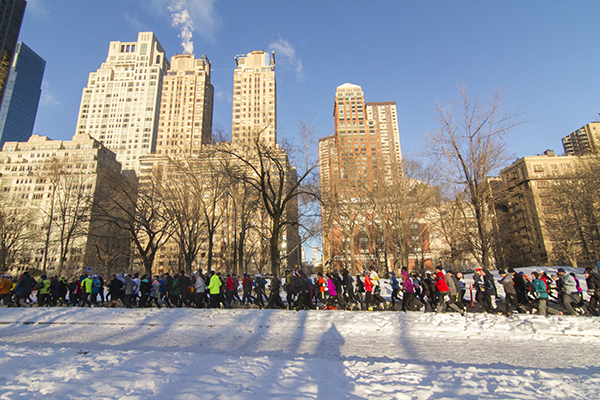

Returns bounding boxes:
[1,307,599,399]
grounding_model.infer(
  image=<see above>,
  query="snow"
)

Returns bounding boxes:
[1,307,599,399]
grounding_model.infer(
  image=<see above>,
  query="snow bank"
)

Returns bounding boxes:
[1,308,599,399]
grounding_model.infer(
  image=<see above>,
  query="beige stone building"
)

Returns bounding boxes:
[155,54,214,157]
[0,133,129,277]
[74,32,168,172]
[562,122,600,156]
[138,145,301,276]
[492,150,578,267]
[231,50,276,145]
[136,49,299,276]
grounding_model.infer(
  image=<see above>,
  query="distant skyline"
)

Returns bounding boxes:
[19,0,600,162]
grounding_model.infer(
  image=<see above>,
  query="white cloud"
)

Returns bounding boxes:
[169,0,195,54]
[268,38,303,79]
[138,0,220,45]
[40,80,60,107]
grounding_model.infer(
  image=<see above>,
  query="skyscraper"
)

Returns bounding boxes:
[319,83,402,197]
[0,42,45,146]
[155,53,214,157]
[0,0,26,106]
[365,101,402,183]
[75,32,168,172]
[231,50,276,145]
[319,83,404,272]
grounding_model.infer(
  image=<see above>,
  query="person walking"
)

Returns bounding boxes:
[207,271,223,308]
[389,271,400,308]
[531,272,549,317]
[434,266,450,313]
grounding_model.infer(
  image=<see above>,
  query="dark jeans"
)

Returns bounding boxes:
[402,291,415,311]
[391,288,400,306]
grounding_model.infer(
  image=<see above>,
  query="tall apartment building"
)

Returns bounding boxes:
[0,42,45,146]
[75,32,168,172]
[561,122,600,156]
[0,133,130,276]
[366,102,402,183]
[155,53,214,156]
[319,83,407,272]
[319,83,402,196]
[0,0,26,105]
[492,150,577,268]
[232,50,276,145]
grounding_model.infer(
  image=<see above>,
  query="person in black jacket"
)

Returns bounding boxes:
[509,268,529,306]
[17,271,36,307]
[138,275,152,307]
[178,271,191,307]
[584,268,600,316]
[107,275,124,307]
[49,277,59,306]
[266,276,285,309]
[294,272,311,310]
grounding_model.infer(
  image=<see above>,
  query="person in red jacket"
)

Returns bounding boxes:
[364,271,373,310]
[225,274,235,305]
[434,266,450,313]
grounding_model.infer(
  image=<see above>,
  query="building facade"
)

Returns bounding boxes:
[0,42,45,147]
[492,150,577,268]
[231,50,276,145]
[0,0,26,106]
[138,145,301,277]
[74,32,168,172]
[155,53,214,157]
[319,83,418,273]
[562,122,600,156]
[0,133,130,277]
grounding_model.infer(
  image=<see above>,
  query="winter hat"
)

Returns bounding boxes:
[557,268,566,274]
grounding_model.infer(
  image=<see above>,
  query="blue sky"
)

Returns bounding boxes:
[20,0,600,161]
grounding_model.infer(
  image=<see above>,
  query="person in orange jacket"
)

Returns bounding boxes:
[0,274,13,306]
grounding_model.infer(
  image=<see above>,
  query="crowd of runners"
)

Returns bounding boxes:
[1,265,600,317]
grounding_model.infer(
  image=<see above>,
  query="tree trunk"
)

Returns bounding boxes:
[270,221,280,277]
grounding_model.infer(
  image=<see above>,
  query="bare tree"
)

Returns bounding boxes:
[428,86,524,269]
[428,188,477,272]
[217,121,320,277]
[541,155,600,267]
[0,194,37,273]
[96,170,173,276]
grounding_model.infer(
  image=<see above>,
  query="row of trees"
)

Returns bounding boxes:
[3,87,597,277]
[92,122,320,278]
[322,86,524,273]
